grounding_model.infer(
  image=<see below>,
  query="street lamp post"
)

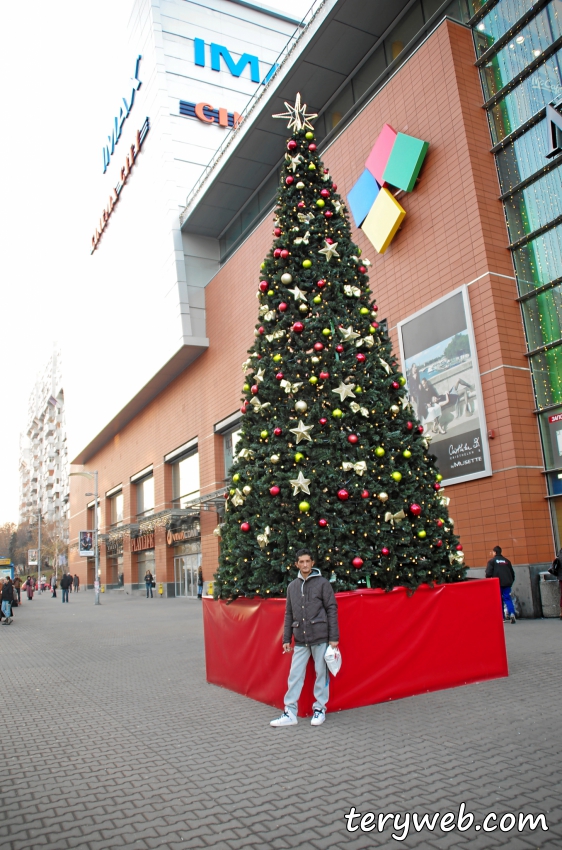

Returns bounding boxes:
[37,484,42,594]
[69,470,100,605]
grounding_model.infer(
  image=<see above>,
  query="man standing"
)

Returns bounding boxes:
[1,577,14,624]
[13,575,21,605]
[60,572,71,603]
[73,574,79,593]
[270,549,339,728]
[486,546,516,623]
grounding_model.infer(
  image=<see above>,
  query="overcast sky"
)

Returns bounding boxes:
[0,0,311,525]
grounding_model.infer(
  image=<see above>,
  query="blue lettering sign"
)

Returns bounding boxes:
[194,40,277,86]
[102,55,142,174]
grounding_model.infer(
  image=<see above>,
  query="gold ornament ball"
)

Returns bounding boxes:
[294,452,304,462]
[270,455,280,464]
[295,400,308,413]
[311,356,320,364]
[378,492,389,502]
[242,486,251,495]
[390,405,400,414]
[281,273,293,284]
[296,181,305,189]
[299,303,309,313]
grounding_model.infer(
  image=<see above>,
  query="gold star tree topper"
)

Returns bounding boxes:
[273,92,318,131]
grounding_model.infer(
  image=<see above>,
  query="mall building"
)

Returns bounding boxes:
[69,0,562,615]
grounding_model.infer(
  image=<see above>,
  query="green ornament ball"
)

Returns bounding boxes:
[230,488,236,495]
[316,199,325,208]
[308,163,316,171]
[305,132,314,140]
[375,447,385,457]
[260,430,268,439]
[313,295,322,304]
[369,325,376,333]
[403,450,412,459]
[273,354,282,362]
[267,289,274,296]
[399,376,407,386]
[294,452,304,462]
[418,529,427,539]
[260,262,266,270]
[360,307,369,315]
[243,383,250,392]
[302,259,312,268]
[309,376,318,385]
[355,386,362,393]
[232,474,240,483]
[322,328,331,337]
[391,471,402,482]
[332,409,343,419]
[299,501,310,512]
[436,474,443,482]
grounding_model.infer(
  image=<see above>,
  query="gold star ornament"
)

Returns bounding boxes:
[332,381,356,402]
[273,92,318,132]
[318,240,340,261]
[289,471,311,496]
[289,420,314,444]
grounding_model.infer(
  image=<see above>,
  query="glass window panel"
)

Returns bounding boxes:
[443,0,471,22]
[530,345,562,406]
[522,283,562,349]
[224,428,242,478]
[513,220,562,291]
[258,172,278,211]
[352,47,387,102]
[504,167,562,239]
[423,0,448,19]
[480,5,562,100]
[326,82,354,132]
[474,0,536,55]
[496,118,550,192]
[137,550,156,584]
[137,476,154,516]
[539,405,562,468]
[488,52,562,143]
[385,3,425,64]
[469,0,492,15]
[173,452,200,507]
[110,492,123,526]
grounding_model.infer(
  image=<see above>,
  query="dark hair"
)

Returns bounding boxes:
[493,545,502,555]
[295,548,313,560]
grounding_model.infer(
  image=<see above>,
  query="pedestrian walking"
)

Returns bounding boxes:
[50,574,57,599]
[270,549,339,728]
[548,547,562,619]
[145,570,154,598]
[1,577,14,625]
[60,572,72,603]
[486,545,516,623]
[24,576,34,601]
[197,566,203,600]
[73,574,79,593]
[13,575,21,604]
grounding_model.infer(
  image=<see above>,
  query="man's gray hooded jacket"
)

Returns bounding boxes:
[283,568,339,646]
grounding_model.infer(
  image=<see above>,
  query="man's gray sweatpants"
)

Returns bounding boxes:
[284,643,329,716]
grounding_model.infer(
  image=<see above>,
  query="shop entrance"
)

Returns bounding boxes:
[174,553,201,598]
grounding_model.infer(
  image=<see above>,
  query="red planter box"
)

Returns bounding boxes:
[203,579,508,716]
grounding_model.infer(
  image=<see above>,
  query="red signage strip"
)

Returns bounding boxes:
[131,533,154,552]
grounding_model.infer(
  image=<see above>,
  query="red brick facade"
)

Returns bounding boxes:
[69,21,554,589]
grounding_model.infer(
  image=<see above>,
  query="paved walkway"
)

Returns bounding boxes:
[1,591,560,850]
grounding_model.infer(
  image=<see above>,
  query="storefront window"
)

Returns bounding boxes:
[488,52,562,143]
[538,406,562,469]
[108,555,123,585]
[172,451,200,508]
[512,221,562,292]
[504,169,562,241]
[223,427,241,478]
[480,4,561,99]
[529,345,562,407]
[137,476,154,517]
[137,550,155,584]
[496,118,549,193]
[521,284,562,350]
[110,492,123,527]
[474,0,537,55]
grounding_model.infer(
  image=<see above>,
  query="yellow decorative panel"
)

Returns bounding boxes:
[360,188,406,254]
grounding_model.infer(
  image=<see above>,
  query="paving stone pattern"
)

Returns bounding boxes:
[1,591,560,850]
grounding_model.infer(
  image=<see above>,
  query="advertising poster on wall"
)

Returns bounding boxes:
[397,287,492,486]
[79,531,94,557]
[28,549,38,566]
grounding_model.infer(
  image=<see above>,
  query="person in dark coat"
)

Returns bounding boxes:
[25,576,34,600]
[145,570,154,598]
[73,574,79,592]
[13,575,21,604]
[548,547,562,619]
[270,549,339,728]
[1,578,14,624]
[486,546,516,623]
[60,572,72,603]
[197,566,203,600]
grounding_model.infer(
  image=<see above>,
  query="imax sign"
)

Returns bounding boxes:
[102,55,142,174]
[193,39,277,85]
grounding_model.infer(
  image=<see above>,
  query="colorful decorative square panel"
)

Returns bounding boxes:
[347,124,429,253]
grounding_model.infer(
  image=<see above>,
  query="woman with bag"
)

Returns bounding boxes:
[25,576,34,601]
[1,577,14,625]
[145,569,154,599]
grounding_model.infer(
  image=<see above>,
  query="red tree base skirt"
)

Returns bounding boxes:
[203,579,508,716]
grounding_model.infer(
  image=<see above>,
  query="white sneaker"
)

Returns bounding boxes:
[270,710,297,727]
[311,709,325,726]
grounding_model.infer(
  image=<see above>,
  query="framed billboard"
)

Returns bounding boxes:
[28,549,38,566]
[397,286,492,486]
[79,531,94,557]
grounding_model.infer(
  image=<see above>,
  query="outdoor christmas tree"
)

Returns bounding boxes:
[215,94,465,600]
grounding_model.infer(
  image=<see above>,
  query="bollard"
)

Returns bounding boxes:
[158,583,163,596]
[101,585,105,593]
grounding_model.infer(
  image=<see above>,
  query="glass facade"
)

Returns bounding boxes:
[136,475,154,518]
[473,0,562,544]
[172,450,200,508]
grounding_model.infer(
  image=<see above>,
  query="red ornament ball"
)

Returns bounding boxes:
[292,321,304,333]
[434,483,441,491]
[280,249,289,259]
[332,183,337,190]
[372,304,379,312]
[278,302,288,312]
[313,342,324,352]
[285,175,294,185]
[352,557,364,569]
[392,381,400,389]
[258,326,265,335]
[287,140,297,151]
[269,485,280,496]
[381,547,390,556]
[273,427,282,436]
[436,519,444,528]
[251,385,259,395]
[326,238,334,245]
[319,417,327,425]
[324,211,333,218]
[275,372,284,381]
[372,322,379,329]
[337,489,349,501]
[308,143,317,151]
[318,518,328,528]
[358,265,367,274]
[356,352,366,363]
[335,344,344,353]
[240,522,251,533]
[319,371,329,381]
[273,248,281,258]
[347,434,358,444]
[320,188,330,198]
[317,279,326,289]
[435,539,443,548]
[456,544,463,551]
[297,201,306,209]
[361,490,370,499]
[240,405,247,414]
[274,227,281,237]
[417,425,424,434]
[224,492,229,499]
[259,281,268,292]
[406,421,413,430]
[410,503,422,517]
